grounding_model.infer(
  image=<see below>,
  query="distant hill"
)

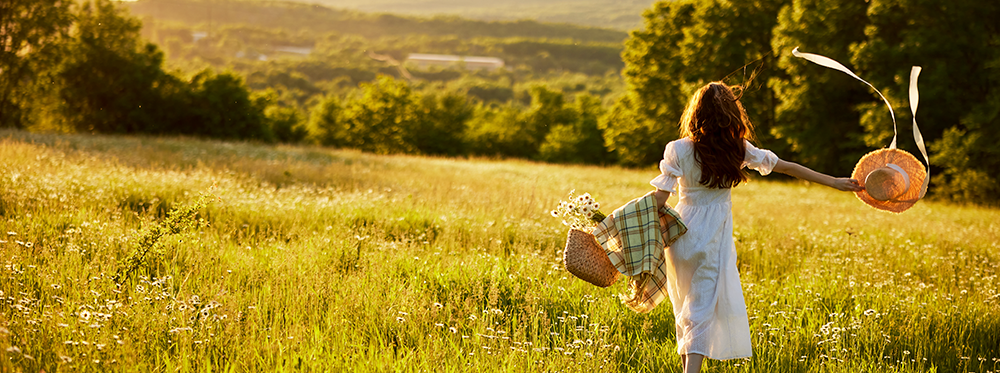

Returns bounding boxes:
[247,0,654,31]
[128,0,631,43]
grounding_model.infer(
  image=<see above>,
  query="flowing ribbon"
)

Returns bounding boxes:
[909,67,929,197]
[792,47,930,198]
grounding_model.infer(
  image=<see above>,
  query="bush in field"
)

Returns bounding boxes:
[308,75,473,155]
[462,86,573,160]
[266,105,309,144]
[412,91,473,156]
[308,95,349,147]
[538,94,612,164]
[180,70,274,141]
[339,75,422,154]
[463,103,533,158]
[930,127,1000,203]
[599,92,670,167]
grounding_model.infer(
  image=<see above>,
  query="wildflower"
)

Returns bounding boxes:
[551,191,606,229]
[396,317,405,323]
[79,310,91,321]
[863,309,877,317]
[449,327,458,333]
[433,302,443,309]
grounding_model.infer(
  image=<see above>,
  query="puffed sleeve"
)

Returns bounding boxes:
[744,140,779,176]
[649,141,683,194]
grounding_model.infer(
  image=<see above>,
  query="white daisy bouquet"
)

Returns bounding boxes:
[550,191,607,230]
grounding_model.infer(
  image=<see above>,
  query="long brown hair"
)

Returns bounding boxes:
[679,82,757,189]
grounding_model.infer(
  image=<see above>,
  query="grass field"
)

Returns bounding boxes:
[1,129,998,372]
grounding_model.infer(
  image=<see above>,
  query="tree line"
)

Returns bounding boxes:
[606,0,1000,204]
[3,0,999,204]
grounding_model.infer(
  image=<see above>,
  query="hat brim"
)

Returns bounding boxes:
[851,148,927,213]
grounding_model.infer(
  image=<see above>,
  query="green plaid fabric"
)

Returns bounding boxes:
[592,190,687,313]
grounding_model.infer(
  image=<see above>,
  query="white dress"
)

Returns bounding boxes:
[649,137,778,360]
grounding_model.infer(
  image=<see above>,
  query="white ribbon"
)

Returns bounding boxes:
[792,47,930,198]
[885,163,911,192]
[792,47,898,148]
[909,67,930,198]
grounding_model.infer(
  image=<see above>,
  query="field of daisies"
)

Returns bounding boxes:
[1,129,998,372]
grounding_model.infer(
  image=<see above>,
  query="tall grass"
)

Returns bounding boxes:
[1,129,998,372]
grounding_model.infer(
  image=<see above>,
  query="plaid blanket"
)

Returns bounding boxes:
[592,190,687,313]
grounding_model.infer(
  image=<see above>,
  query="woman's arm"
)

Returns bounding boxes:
[772,159,863,192]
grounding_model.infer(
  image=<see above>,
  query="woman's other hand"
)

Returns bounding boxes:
[830,178,864,192]
[654,189,672,209]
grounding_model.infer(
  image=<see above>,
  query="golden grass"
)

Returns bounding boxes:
[1,129,998,372]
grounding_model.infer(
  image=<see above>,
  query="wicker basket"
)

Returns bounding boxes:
[563,229,620,287]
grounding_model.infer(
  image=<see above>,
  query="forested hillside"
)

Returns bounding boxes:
[128,0,628,42]
[4,0,1000,204]
[275,0,653,31]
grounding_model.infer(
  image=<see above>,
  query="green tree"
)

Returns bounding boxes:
[851,0,1000,203]
[521,85,574,156]
[413,91,472,156]
[464,103,532,158]
[55,0,179,134]
[0,0,73,128]
[600,92,664,167]
[677,0,787,149]
[308,95,348,147]
[266,105,309,144]
[604,1,695,167]
[539,94,610,164]
[184,69,273,141]
[769,0,871,176]
[341,75,420,154]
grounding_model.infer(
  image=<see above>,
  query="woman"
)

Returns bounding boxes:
[649,82,862,372]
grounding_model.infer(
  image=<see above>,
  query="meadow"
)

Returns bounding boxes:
[1,129,998,372]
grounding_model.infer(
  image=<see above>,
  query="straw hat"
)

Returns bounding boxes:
[851,148,927,213]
